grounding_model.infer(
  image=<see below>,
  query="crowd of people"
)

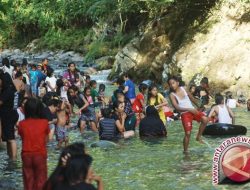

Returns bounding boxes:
[0,57,249,190]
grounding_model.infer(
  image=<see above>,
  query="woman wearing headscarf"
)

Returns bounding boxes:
[139,105,167,138]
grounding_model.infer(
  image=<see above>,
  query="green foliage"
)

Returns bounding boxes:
[1,0,218,53]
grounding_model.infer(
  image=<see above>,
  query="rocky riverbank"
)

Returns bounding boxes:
[0,48,114,75]
[109,0,250,97]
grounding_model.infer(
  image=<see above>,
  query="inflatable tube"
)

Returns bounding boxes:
[203,123,247,136]
[90,140,118,148]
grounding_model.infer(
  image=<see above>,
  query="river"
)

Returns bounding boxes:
[0,72,249,190]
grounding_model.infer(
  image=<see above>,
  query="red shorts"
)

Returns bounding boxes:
[181,111,205,132]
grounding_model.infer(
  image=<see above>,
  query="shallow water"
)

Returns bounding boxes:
[0,83,250,189]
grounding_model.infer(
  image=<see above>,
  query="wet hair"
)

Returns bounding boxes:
[139,83,148,93]
[98,83,106,93]
[101,107,112,118]
[2,57,10,67]
[15,71,23,78]
[90,80,97,87]
[43,142,92,190]
[47,67,54,77]
[215,93,224,105]
[147,85,159,106]
[24,98,44,119]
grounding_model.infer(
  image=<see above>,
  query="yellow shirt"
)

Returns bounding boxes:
[149,93,166,124]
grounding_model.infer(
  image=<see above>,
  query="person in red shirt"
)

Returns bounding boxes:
[132,83,148,125]
[18,98,52,190]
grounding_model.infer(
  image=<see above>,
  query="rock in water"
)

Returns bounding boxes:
[90,140,118,148]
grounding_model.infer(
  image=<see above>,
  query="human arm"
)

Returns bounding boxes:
[208,106,217,119]
[76,95,89,115]
[187,88,200,108]
[169,93,198,114]
[155,94,168,110]
[227,106,235,125]
[46,80,56,92]
[115,113,126,133]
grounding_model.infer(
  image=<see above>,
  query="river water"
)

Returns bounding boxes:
[0,72,249,190]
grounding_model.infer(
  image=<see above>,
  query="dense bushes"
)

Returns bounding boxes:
[0,0,218,60]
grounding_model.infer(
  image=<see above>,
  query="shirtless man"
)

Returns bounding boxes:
[13,71,25,92]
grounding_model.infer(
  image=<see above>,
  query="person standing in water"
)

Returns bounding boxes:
[147,85,168,125]
[123,73,136,103]
[168,76,208,153]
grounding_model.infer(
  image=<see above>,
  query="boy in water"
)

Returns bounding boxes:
[168,76,208,153]
[56,101,69,149]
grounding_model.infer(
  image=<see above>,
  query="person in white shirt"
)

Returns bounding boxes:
[225,92,240,109]
[1,58,14,79]
[208,94,235,124]
[45,68,57,92]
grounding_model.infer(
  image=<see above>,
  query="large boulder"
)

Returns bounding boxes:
[95,56,115,70]
[163,0,250,96]
[110,18,171,83]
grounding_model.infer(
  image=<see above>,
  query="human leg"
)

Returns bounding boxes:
[22,154,35,190]
[33,154,47,190]
[196,116,208,143]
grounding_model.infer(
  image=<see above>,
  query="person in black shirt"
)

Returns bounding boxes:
[194,77,210,107]
[0,72,19,160]
[43,143,103,190]
[43,98,61,140]
[139,105,167,138]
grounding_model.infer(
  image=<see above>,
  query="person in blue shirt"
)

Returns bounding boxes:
[29,64,38,96]
[123,73,136,103]
[37,63,46,87]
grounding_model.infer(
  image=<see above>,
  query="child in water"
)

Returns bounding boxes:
[18,98,52,190]
[208,94,235,124]
[147,85,168,125]
[98,83,106,107]
[168,76,208,153]
[132,83,148,124]
[56,101,69,149]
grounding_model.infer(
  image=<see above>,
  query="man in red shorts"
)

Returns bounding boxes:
[168,76,208,153]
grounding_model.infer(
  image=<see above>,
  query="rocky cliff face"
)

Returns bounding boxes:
[167,0,250,96]
[111,0,250,96]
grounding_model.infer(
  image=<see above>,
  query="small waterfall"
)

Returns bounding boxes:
[90,69,112,84]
